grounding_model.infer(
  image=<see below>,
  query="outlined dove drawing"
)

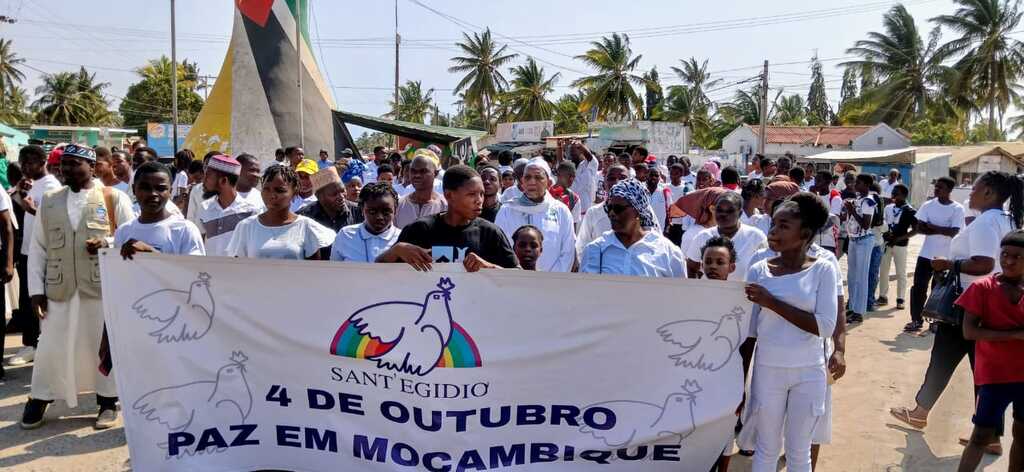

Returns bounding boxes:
[349,277,457,376]
[132,351,252,455]
[656,307,745,372]
[132,272,215,343]
[580,380,703,448]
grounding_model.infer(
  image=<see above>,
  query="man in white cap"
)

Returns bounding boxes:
[196,154,261,257]
[495,157,576,272]
[20,144,135,430]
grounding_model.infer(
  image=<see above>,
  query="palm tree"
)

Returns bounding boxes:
[0,39,26,110]
[34,72,89,125]
[73,67,115,124]
[670,57,722,111]
[774,94,809,125]
[843,4,947,128]
[0,85,30,124]
[448,29,518,131]
[661,85,711,134]
[932,0,1024,140]
[719,85,777,125]
[553,91,588,134]
[506,58,560,121]
[571,33,647,120]
[387,80,434,124]
[643,67,663,119]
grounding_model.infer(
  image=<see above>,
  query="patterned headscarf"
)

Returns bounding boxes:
[342,159,366,184]
[608,179,656,228]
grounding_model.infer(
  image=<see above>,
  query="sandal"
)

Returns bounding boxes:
[904,321,923,332]
[958,437,1003,455]
[889,406,927,429]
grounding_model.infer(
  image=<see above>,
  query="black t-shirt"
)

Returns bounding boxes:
[887,203,917,247]
[480,202,501,223]
[398,213,519,268]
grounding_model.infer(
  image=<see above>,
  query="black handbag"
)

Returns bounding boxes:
[922,262,964,326]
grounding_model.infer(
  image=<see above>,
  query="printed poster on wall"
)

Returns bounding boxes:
[100,253,752,471]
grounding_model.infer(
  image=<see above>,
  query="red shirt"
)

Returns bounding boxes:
[549,185,579,211]
[955,274,1024,385]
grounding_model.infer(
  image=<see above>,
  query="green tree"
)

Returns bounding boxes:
[643,67,663,119]
[932,0,1024,140]
[120,56,204,130]
[552,91,588,134]
[0,85,30,125]
[0,39,25,111]
[571,33,647,120]
[806,55,832,124]
[506,58,560,121]
[32,68,114,125]
[839,67,859,107]
[387,80,434,124]
[670,57,722,111]
[448,29,518,131]
[719,85,773,125]
[662,85,711,135]
[907,119,965,144]
[968,118,1007,142]
[773,94,808,125]
[355,131,391,151]
[843,4,946,127]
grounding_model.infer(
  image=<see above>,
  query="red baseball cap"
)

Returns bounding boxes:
[47,148,63,165]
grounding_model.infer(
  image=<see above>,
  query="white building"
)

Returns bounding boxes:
[721,123,911,158]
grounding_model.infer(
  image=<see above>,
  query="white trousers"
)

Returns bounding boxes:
[878,245,908,301]
[30,292,116,407]
[750,364,827,472]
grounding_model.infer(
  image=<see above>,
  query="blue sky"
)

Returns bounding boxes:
[3,0,961,124]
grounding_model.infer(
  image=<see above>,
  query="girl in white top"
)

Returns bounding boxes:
[331,182,402,263]
[580,179,686,278]
[744,193,839,472]
[495,158,576,272]
[687,192,767,281]
[227,165,334,260]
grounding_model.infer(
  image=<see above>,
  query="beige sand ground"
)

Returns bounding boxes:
[0,236,1014,471]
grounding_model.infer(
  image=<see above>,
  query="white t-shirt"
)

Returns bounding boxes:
[171,170,189,199]
[950,209,1015,287]
[196,194,262,257]
[226,215,335,260]
[686,224,768,281]
[649,185,673,230]
[331,223,401,263]
[739,210,771,237]
[879,178,900,198]
[667,183,691,225]
[114,215,205,256]
[570,157,599,212]
[21,174,62,256]
[0,187,14,230]
[746,257,839,368]
[845,195,877,238]
[915,198,965,260]
[816,191,843,249]
[679,223,711,258]
[238,189,266,210]
[749,243,844,295]
[113,180,131,196]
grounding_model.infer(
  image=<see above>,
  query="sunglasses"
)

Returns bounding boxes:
[605,203,631,215]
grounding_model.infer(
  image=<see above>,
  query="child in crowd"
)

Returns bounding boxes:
[512,225,543,271]
[701,236,737,281]
[500,169,515,193]
[956,229,1024,471]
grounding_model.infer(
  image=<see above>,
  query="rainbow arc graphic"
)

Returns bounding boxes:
[330,320,482,369]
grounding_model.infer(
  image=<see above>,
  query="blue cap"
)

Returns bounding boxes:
[61,144,96,162]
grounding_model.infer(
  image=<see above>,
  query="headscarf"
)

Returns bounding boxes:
[608,179,656,228]
[701,160,721,182]
[765,180,800,202]
[342,159,366,184]
[411,148,441,168]
[673,187,728,226]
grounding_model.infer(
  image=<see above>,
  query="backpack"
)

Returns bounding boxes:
[870,194,885,228]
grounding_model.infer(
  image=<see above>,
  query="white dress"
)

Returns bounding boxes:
[27,186,136,407]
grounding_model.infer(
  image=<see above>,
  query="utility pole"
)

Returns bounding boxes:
[393,0,400,147]
[757,60,769,156]
[170,0,179,154]
[296,0,304,147]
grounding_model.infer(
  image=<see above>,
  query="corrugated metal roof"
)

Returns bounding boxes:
[745,124,873,146]
[333,110,486,143]
[801,148,916,164]
[914,144,1024,168]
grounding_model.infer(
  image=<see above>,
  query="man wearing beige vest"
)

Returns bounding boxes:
[20,144,134,430]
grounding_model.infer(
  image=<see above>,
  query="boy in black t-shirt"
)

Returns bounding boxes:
[880,184,917,321]
[376,165,519,271]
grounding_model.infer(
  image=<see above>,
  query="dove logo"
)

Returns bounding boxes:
[133,272,216,343]
[132,351,253,457]
[580,379,703,449]
[656,307,746,372]
[329,277,481,377]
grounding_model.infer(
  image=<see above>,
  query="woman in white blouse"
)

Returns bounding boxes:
[494,158,576,272]
[686,192,767,280]
[227,165,335,260]
[579,179,686,278]
[743,193,839,472]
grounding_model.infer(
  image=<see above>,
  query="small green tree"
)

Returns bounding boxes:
[120,56,204,131]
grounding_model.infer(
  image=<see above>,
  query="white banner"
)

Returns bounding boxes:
[100,253,752,471]
[495,121,554,143]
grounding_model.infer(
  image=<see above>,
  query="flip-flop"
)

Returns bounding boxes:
[889,406,927,429]
[958,437,1003,455]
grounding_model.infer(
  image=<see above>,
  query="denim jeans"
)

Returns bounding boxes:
[867,243,883,309]
[846,234,875,315]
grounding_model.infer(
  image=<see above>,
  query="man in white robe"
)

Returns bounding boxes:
[20,144,134,430]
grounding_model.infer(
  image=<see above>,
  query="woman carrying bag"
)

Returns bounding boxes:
[890,170,1023,454]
